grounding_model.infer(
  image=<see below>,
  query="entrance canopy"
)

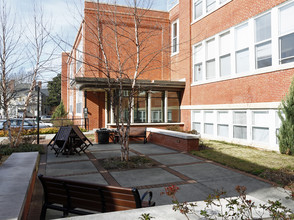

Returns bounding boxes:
[74,77,185,92]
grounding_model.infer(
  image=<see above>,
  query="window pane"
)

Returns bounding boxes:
[173,22,177,37]
[233,126,247,139]
[233,111,246,124]
[204,123,214,135]
[194,63,202,81]
[192,122,201,133]
[252,111,269,126]
[220,54,231,77]
[256,41,272,68]
[167,92,180,123]
[194,44,203,64]
[280,33,294,64]
[206,0,216,12]
[151,91,164,123]
[235,23,249,50]
[206,59,215,79]
[207,39,215,59]
[134,91,147,123]
[220,32,231,55]
[218,111,229,124]
[236,48,249,73]
[173,38,177,53]
[280,2,294,35]
[255,13,271,43]
[252,127,269,142]
[218,124,229,137]
[204,111,214,123]
[194,0,203,19]
[193,111,201,121]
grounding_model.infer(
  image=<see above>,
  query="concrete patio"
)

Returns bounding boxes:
[39,142,294,219]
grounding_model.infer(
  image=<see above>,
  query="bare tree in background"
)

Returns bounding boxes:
[68,0,170,161]
[0,0,57,147]
[0,0,24,147]
[14,4,57,146]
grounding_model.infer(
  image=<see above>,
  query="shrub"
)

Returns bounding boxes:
[278,77,294,155]
[52,101,68,119]
[0,144,44,155]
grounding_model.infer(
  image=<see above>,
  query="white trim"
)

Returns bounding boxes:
[181,102,281,110]
[147,128,200,140]
[171,19,179,56]
[191,0,294,87]
[192,0,232,25]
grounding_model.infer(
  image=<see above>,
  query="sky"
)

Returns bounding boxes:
[7,0,167,86]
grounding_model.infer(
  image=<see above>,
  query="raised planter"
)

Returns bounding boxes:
[147,128,200,152]
[0,152,39,220]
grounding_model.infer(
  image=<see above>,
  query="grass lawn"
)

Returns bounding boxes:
[191,139,294,188]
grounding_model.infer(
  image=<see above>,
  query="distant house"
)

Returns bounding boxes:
[0,82,50,119]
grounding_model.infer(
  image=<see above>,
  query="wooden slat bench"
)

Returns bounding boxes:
[114,127,147,144]
[38,175,155,219]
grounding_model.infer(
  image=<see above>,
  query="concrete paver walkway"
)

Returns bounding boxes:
[42,142,293,219]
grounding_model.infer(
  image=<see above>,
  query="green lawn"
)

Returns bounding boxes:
[191,140,294,187]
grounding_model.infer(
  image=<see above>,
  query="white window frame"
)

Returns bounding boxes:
[192,0,232,23]
[76,38,83,73]
[76,90,83,115]
[233,111,247,140]
[191,0,294,88]
[217,111,229,137]
[171,19,179,56]
[206,38,216,80]
[254,12,272,69]
[193,44,204,82]
[252,111,270,143]
[219,31,231,77]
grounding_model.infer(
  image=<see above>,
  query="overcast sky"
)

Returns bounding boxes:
[7,0,167,86]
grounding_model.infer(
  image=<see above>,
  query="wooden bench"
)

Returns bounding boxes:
[38,175,155,219]
[114,127,147,144]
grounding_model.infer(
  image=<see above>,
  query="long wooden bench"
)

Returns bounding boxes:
[114,127,147,144]
[38,175,155,219]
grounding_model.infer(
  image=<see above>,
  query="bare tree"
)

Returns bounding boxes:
[0,0,24,146]
[14,4,57,146]
[78,0,170,161]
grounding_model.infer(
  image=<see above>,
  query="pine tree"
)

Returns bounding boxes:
[278,77,294,155]
[52,101,68,119]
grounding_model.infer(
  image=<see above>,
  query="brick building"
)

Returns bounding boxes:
[62,0,294,151]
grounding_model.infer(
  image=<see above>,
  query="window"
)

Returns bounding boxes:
[151,91,164,123]
[233,111,247,139]
[219,32,231,77]
[252,111,269,143]
[194,0,203,20]
[206,39,216,79]
[167,92,180,122]
[217,111,229,137]
[235,23,249,73]
[275,111,282,144]
[206,0,216,12]
[171,20,179,55]
[76,39,83,72]
[193,0,231,22]
[279,2,294,64]
[192,111,201,133]
[134,91,147,123]
[255,13,272,68]
[76,90,83,114]
[204,111,214,135]
[194,44,203,82]
[69,94,73,113]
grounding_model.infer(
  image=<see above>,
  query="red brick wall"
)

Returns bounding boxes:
[83,2,171,81]
[61,52,69,110]
[148,132,199,152]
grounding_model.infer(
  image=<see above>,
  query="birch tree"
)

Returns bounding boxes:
[84,0,169,161]
[0,0,23,147]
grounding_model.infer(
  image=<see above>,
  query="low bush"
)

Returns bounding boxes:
[0,144,44,155]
